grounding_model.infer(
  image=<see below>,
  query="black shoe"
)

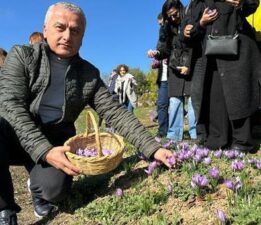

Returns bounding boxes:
[32,196,57,219]
[0,209,17,225]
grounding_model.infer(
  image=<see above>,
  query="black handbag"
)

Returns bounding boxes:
[205,33,239,56]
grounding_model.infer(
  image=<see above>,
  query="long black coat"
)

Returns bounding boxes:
[184,0,261,120]
[156,20,193,97]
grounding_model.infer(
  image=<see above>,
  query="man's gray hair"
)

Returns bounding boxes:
[44,2,86,30]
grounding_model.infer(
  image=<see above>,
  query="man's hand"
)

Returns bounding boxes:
[184,24,194,38]
[200,8,219,28]
[147,49,160,58]
[153,148,174,168]
[176,66,190,75]
[45,146,81,176]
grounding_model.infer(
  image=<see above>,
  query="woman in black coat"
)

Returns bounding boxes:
[183,0,261,151]
[148,0,197,142]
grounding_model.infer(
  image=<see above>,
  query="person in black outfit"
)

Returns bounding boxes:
[183,0,261,151]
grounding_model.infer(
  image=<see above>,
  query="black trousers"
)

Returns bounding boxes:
[197,59,254,149]
[0,117,75,212]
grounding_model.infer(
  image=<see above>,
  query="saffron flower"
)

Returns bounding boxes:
[167,154,177,167]
[214,149,223,158]
[203,157,212,165]
[224,150,236,159]
[216,209,226,224]
[248,158,257,165]
[115,188,124,197]
[231,160,245,171]
[144,160,161,175]
[162,139,174,149]
[224,177,242,191]
[256,160,261,170]
[209,167,220,179]
[191,174,209,188]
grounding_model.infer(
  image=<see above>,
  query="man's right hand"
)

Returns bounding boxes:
[45,146,81,176]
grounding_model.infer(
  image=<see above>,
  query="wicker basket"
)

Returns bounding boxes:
[64,111,124,175]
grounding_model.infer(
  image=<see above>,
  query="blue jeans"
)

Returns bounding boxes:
[167,96,197,141]
[123,100,134,113]
[157,81,169,136]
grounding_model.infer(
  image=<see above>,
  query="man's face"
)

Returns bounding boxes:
[43,5,85,58]
[166,7,181,25]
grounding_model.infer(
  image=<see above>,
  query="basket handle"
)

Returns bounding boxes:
[86,111,102,157]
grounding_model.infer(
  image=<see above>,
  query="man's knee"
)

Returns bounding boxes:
[41,175,72,202]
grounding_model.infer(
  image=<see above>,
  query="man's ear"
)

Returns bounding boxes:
[43,25,47,39]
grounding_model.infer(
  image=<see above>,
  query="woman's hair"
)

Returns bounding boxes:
[44,2,86,31]
[116,64,129,74]
[161,0,184,22]
[0,48,7,67]
[29,32,44,44]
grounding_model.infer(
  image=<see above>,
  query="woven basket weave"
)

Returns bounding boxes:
[65,111,124,175]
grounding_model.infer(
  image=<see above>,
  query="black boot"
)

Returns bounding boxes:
[0,209,17,225]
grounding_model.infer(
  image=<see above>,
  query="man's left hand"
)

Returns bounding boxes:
[153,148,173,168]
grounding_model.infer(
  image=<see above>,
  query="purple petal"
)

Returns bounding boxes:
[216,209,226,224]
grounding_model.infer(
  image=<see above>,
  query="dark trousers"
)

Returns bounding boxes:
[0,117,75,212]
[157,81,169,136]
[198,60,254,149]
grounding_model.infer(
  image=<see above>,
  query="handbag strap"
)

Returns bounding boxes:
[205,0,238,36]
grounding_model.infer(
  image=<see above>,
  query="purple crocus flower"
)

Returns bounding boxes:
[209,167,220,179]
[224,150,236,160]
[216,209,226,224]
[191,174,209,188]
[167,154,177,167]
[162,139,174,149]
[179,142,189,151]
[231,160,245,171]
[115,188,124,197]
[224,179,234,190]
[238,152,245,159]
[144,160,161,175]
[194,154,203,163]
[214,149,223,158]
[203,157,212,165]
[102,149,113,156]
[234,177,242,190]
[178,150,189,161]
[248,158,257,165]
[256,160,261,170]
[224,177,242,191]
[76,148,84,156]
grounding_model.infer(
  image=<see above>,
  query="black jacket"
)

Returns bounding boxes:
[156,18,193,97]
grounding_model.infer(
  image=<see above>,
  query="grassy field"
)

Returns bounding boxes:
[11,107,261,225]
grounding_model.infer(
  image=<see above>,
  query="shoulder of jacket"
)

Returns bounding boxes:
[76,57,101,78]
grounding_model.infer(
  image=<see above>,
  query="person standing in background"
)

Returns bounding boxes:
[0,48,7,68]
[114,64,137,113]
[151,13,169,138]
[29,32,44,44]
[247,4,261,51]
[183,0,260,151]
[148,0,197,142]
